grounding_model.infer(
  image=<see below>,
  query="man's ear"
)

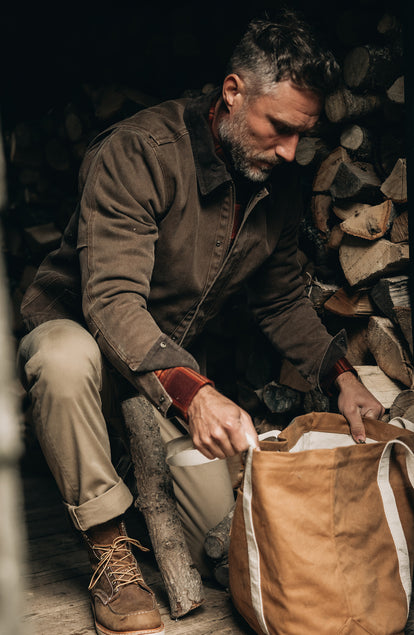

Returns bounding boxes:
[222,74,245,111]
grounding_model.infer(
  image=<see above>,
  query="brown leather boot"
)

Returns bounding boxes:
[83,517,164,635]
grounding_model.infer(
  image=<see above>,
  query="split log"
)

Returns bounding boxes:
[340,124,373,161]
[329,161,382,205]
[354,364,404,409]
[342,321,372,366]
[324,287,375,317]
[370,275,412,355]
[313,147,351,193]
[339,199,395,240]
[393,306,413,356]
[377,13,402,41]
[370,275,410,320]
[390,210,409,243]
[295,136,329,168]
[204,503,235,561]
[367,316,413,387]
[121,394,204,619]
[325,88,382,124]
[311,194,331,235]
[343,45,401,91]
[380,158,407,203]
[339,237,409,287]
[386,76,405,104]
[332,201,372,221]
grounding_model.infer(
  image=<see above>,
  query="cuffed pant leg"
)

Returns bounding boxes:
[17,319,133,531]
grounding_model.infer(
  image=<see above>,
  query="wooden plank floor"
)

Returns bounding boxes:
[22,469,256,635]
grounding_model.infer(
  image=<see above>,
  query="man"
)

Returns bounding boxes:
[18,9,384,635]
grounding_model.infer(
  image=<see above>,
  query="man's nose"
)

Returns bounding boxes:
[275,133,299,163]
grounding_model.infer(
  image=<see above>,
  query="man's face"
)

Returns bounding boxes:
[218,79,322,182]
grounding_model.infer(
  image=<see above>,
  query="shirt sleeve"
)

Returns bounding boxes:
[154,367,214,420]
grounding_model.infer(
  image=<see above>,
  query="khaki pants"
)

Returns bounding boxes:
[17,319,235,574]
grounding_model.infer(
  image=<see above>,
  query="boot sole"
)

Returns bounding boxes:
[95,619,165,635]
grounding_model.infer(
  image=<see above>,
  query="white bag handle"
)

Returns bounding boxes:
[377,436,414,614]
[166,429,281,467]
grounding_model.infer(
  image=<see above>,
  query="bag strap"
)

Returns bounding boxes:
[166,429,281,467]
[377,436,414,614]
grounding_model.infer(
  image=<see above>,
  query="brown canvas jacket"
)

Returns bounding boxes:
[20,91,346,413]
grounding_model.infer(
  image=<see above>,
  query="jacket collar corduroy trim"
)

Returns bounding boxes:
[183,89,233,196]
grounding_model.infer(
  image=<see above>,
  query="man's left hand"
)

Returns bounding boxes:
[335,371,385,443]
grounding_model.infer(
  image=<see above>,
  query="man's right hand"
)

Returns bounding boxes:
[187,384,259,460]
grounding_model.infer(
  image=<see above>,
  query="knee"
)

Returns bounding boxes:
[22,321,103,396]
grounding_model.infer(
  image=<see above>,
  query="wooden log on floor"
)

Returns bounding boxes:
[339,199,395,240]
[339,237,409,287]
[204,503,235,561]
[121,394,204,619]
[325,88,382,124]
[343,45,401,91]
[367,316,413,387]
[329,161,382,205]
[380,157,407,203]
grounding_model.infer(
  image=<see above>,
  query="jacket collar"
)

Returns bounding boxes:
[184,88,233,196]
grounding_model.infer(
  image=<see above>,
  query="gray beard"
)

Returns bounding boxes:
[217,110,282,182]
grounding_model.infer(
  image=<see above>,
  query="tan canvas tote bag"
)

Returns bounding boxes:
[228,412,414,635]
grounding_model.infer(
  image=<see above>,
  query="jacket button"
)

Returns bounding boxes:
[216,241,221,247]
[159,396,165,403]
[160,341,167,348]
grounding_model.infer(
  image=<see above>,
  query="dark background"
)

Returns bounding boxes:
[1,0,407,125]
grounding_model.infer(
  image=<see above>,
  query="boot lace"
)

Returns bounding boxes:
[88,535,150,592]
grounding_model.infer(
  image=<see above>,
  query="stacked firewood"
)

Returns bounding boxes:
[1,9,411,435]
[295,9,412,420]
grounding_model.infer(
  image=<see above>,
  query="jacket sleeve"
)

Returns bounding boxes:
[246,190,347,390]
[77,127,199,414]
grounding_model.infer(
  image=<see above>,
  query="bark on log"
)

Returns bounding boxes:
[370,276,412,355]
[339,237,409,287]
[121,394,204,619]
[261,381,302,414]
[367,316,413,387]
[204,503,235,560]
[343,45,400,91]
[325,88,382,123]
[311,194,331,235]
[380,158,407,203]
[329,161,382,205]
[339,200,395,240]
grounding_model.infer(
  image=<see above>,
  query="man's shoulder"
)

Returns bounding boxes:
[113,98,191,144]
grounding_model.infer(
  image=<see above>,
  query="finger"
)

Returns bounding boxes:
[345,408,366,443]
